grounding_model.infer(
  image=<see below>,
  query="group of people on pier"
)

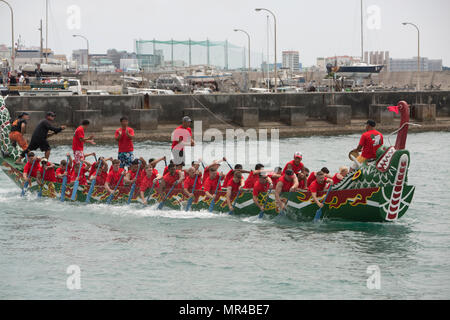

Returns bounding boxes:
[12,111,384,212]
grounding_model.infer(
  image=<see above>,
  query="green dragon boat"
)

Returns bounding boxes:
[0,96,414,222]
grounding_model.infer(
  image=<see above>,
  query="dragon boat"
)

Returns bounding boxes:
[0,96,415,222]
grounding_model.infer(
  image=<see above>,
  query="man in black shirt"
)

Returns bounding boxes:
[24,111,66,160]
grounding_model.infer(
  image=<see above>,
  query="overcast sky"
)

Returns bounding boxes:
[1,0,449,66]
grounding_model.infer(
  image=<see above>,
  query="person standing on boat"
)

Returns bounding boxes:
[171,116,195,165]
[72,120,96,165]
[24,112,66,160]
[115,117,135,169]
[274,169,299,212]
[352,120,384,164]
[308,171,333,209]
[9,112,30,164]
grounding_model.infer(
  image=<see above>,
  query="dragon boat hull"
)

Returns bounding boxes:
[0,156,414,222]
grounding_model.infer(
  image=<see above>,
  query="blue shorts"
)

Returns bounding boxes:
[118,151,134,168]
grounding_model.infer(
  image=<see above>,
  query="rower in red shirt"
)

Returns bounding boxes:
[157,163,183,193]
[105,159,125,194]
[203,166,224,200]
[332,166,349,185]
[351,119,384,164]
[297,168,309,190]
[252,173,273,212]
[124,159,144,187]
[308,171,334,208]
[268,166,282,187]
[183,167,202,200]
[69,160,91,186]
[244,163,265,189]
[307,167,331,187]
[282,152,305,174]
[171,116,195,165]
[38,158,57,183]
[56,153,73,183]
[225,171,244,214]
[88,159,109,186]
[137,158,164,204]
[23,152,42,184]
[275,169,299,213]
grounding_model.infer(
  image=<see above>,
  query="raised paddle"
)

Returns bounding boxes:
[228,189,241,215]
[208,175,223,212]
[21,159,36,197]
[185,173,199,211]
[60,156,70,202]
[313,185,333,222]
[127,161,142,204]
[157,181,179,210]
[224,158,233,170]
[70,163,84,201]
[258,188,273,219]
[85,159,102,203]
[106,172,125,204]
[37,166,47,198]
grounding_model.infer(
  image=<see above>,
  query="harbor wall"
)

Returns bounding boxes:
[4,91,450,129]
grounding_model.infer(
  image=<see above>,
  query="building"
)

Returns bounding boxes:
[72,49,88,67]
[364,51,389,70]
[282,51,300,72]
[316,57,325,71]
[260,62,282,72]
[389,57,443,72]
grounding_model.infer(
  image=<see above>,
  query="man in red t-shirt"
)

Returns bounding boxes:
[38,158,57,183]
[69,160,91,186]
[282,152,305,174]
[105,159,125,194]
[203,166,224,200]
[307,167,331,187]
[252,173,273,212]
[183,167,202,200]
[268,166,282,188]
[115,117,135,169]
[352,119,384,164]
[158,163,183,193]
[23,152,42,186]
[56,153,73,184]
[137,158,163,204]
[244,164,265,189]
[72,120,95,164]
[225,171,244,213]
[88,159,109,186]
[171,116,195,165]
[308,171,334,208]
[275,169,299,213]
[332,166,349,185]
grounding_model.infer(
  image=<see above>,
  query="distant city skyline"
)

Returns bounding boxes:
[0,0,449,67]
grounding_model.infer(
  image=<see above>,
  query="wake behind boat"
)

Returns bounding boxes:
[0,96,414,222]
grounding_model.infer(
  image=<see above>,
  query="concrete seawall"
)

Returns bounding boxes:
[4,91,450,131]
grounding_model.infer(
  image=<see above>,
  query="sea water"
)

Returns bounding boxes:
[0,132,449,299]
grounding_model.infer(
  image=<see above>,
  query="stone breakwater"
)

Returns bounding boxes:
[4,91,450,145]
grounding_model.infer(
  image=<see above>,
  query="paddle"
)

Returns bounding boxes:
[224,159,233,170]
[85,159,102,203]
[106,172,125,204]
[208,175,223,212]
[21,159,36,197]
[277,190,294,218]
[60,156,70,202]
[313,185,333,222]
[127,161,142,204]
[70,163,84,201]
[228,189,241,215]
[258,188,273,219]
[145,180,157,204]
[37,166,47,198]
[185,173,198,211]
[157,181,179,210]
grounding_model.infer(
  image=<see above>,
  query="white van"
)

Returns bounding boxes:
[67,79,82,95]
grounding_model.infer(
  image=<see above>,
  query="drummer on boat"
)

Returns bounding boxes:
[351,119,384,165]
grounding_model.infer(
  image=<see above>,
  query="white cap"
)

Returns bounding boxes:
[294,152,303,158]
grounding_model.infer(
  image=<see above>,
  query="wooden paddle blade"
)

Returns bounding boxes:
[71,182,79,201]
[313,208,323,222]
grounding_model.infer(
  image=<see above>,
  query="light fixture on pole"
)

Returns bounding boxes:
[233,29,251,71]
[73,34,90,86]
[402,22,420,91]
[255,8,277,92]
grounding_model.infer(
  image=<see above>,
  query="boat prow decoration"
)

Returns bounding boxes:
[0,97,414,222]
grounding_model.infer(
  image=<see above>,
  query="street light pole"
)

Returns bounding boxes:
[73,34,89,87]
[233,29,251,71]
[0,0,15,73]
[402,22,420,91]
[256,8,277,92]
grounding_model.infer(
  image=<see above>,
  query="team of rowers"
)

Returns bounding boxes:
[14,111,384,212]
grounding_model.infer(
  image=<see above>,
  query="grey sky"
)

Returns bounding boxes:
[1,0,449,66]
